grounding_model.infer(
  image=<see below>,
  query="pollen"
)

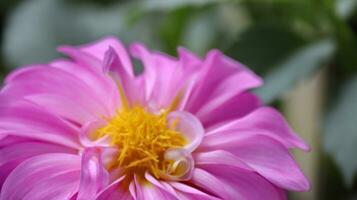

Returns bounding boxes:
[95,107,186,178]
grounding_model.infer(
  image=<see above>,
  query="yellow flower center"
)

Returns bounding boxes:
[96,107,186,178]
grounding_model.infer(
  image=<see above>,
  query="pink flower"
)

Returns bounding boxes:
[0,37,309,200]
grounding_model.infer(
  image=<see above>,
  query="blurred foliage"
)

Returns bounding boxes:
[1,0,357,199]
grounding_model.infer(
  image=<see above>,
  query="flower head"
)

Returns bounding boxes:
[0,37,309,199]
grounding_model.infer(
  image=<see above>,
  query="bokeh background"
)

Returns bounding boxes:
[1,0,357,199]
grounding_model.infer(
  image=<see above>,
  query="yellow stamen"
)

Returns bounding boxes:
[95,107,186,178]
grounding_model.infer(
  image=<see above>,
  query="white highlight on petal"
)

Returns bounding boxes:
[168,111,204,153]
[161,148,194,181]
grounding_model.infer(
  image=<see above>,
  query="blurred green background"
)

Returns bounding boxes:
[1,0,357,199]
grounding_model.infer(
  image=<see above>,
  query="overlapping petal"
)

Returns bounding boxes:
[0,154,81,200]
[0,36,309,199]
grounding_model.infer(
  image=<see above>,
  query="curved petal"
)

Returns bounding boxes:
[169,182,220,200]
[50,59,120,117]
[96,176,132,200]
[200,92,261,128]
[79,120,112,148]
[193,150,251,171]
[162,148,194,181]
[184,50,262,117]
[77,148,109,200]
[0,100,80,149]
[2,65,112,123]
[130,43,199,110]
[0,153,81,200]
[0,137,76,188]
[201,133,310,191]
[195,71,262,120]
[79,36,134,77]
[194,166,286,200]
[206,107,309,151]
[135,181,178,200]
[102,47,145,107]
[168,111,204,152]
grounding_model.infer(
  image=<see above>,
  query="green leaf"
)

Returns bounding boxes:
[254,39,335,103]
[324,76,357,186]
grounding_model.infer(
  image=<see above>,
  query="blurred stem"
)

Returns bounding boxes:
[283,69,326,200]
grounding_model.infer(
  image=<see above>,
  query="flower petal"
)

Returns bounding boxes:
[168,111,204,152]
[0,100,80,149]
[50,59,120,118]
[2,65,112,124]
[206,107,309,151]
[194,150,251,171]
[77,148,109,200]
[184,50,262,118]
[0,139,76,187]
[0,153,81,200]
[96,176,132,200]
[201,133,309,191]
[169,181,220,200]
[195,165,286,200]
[79,36,134,77]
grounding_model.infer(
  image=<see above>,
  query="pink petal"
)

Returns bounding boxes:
[201,92,261,128]
[195,70,262,120]
[184,50,262,117]
[79,36,134,77]
[0,153,81,200]
[102,47,145,107]
[169,181,220,200]
[190,168,232,199]
[194,166,286,200]
[135,181,178,200]
[194,150,251,171]
[2,65,112,123]
[77,148,109,200]
[201,133,309,191]
[0,140,76,186]
[168,111,204,152]
[96,176,133,200]
[0,101,80,149]
[207,106,309,151]
[50,59,120,118]
[130,43,198,110]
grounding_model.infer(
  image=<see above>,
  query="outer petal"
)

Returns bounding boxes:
[0,100,80,149]
[206,107,309,151]
[0,138,76,187]
[193,150,251,171]
[50,59,120,118]
[77,148,109,200]
[2,65,112,124]
[0,154,81,200]
[199,92,261,128]
[193,166,286,200]
[201,133,309,191]
[184,50,262,120]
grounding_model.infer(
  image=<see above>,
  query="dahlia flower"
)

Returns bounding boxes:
[0,37,309,200]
